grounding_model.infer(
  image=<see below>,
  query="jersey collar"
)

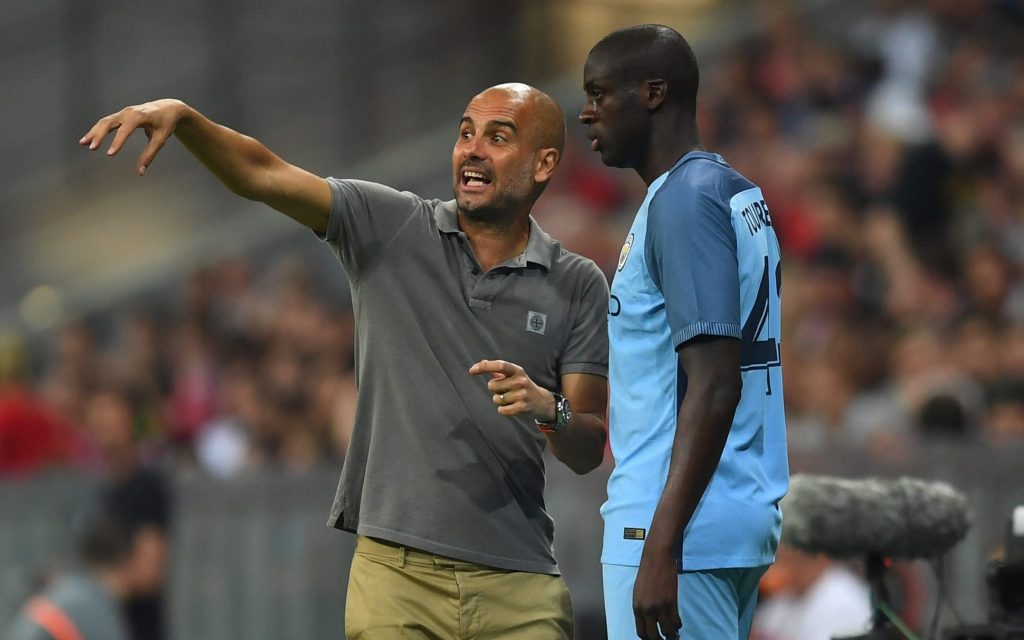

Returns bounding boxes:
[667,150,724,176]
[435,200,557,270]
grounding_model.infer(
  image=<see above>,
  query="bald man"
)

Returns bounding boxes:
[82,85,609,638]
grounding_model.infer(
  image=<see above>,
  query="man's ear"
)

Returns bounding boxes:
[534,148,560,183]
[645,79,666,111]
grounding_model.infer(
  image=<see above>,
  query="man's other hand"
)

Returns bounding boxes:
[469,359,556,421]
[633,548,682,640]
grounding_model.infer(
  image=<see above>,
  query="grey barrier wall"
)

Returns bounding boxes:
[168,461,612,640]
[169,470,353,639]
[1,442,1022,639]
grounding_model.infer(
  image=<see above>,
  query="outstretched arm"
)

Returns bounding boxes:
[469,360,607,474]
[80,99,331,234]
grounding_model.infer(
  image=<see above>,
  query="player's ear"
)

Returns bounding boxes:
[644,79,666,110]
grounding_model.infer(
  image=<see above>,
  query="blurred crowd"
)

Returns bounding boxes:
[2,1,1024,637]
[3,0,1023,481]
[1,257,359,638]
[543,0,1024,462]
[0,257,358,479]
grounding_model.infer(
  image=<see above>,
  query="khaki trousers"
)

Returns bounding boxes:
[345,536,574,639]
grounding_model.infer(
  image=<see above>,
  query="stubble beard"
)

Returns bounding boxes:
[455,163,536,228]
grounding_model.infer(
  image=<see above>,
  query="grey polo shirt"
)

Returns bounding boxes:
[317,178,608,574]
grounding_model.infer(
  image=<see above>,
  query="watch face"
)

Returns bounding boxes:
[558,396,571,429]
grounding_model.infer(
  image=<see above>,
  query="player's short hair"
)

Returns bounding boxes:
[590,24,700,113]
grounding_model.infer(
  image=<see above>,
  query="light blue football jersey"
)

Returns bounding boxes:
[602,151,789,570]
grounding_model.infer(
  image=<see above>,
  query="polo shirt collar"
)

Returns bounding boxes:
[435,200,461,233]
[435,200,557,270]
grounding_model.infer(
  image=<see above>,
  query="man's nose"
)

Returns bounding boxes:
[462,134,486,159]
[579,103,594,124]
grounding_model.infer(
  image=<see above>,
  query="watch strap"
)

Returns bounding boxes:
[536,392,569,434]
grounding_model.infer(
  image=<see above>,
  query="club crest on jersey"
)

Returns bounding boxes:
[617,233,634,271]
[526,311,547,335]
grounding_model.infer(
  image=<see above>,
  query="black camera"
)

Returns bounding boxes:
[943,506,1024,640]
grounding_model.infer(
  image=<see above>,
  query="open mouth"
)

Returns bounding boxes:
[461,169,492,188]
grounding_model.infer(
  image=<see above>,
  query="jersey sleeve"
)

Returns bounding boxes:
[645,179,741,349]
[314,178,421,281]
[559,259,609,378]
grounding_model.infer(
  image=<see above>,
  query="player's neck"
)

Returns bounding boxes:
[459,213,531,273]
[638,120,701,185]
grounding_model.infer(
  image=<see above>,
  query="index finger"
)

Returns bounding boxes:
[80,115,121,150]
[468,359,519,377]
[104,116,141,156]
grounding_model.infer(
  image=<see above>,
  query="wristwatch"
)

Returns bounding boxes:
[536,392,571,434]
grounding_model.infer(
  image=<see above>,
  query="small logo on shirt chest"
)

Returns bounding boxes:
[527,311,547,335]
[617,233,634,271]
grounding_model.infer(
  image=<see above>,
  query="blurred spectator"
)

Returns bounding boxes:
[0,332,80,476]
[307,363,358,460]
[752,543,871,640]
[952,317,1002,387]
[984,379,1024,442]
[962,244,1018,322]
[855,0,939,144]
[85,387,171,640]
[916,393,970,438]
[1001,325,1024,379]
[165,323,218,456]
[0,384,79,477]
[107,311,172,443]
[7,515,136,640]
[195,361,257,478]
[39,320,102,438]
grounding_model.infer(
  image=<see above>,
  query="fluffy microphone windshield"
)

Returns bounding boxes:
[783,474,970,559]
